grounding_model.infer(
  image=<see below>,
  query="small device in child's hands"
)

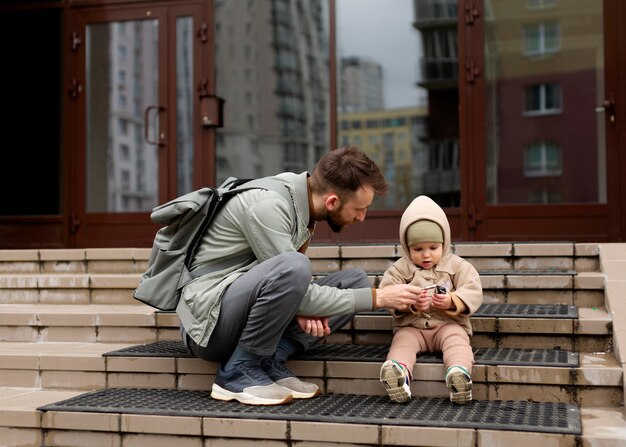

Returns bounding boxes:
[423,284,447,294]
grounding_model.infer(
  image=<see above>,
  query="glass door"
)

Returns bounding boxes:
[68,3,207,247]
[465,0,621,241]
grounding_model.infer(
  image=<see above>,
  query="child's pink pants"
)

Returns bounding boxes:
[386,323,474,375]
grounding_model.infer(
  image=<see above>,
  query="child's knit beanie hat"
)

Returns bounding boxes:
[406,220,444,246]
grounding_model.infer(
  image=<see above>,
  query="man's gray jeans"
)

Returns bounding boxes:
[181,251,370,363]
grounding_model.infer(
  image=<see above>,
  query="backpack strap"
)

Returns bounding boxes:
[230,178,293,204]
[189,178,294,279]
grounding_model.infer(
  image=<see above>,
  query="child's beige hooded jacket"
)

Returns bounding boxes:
[379,195,483,335]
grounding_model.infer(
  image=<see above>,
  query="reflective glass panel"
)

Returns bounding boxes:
[484,1,605,204]
[86,20,159,212]
[176,16,194,195]
[213,0,330,184]
[337,0,460,209]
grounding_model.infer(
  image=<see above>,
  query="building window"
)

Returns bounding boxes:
[524,141,562,177]
[120,144,130,160]
[528,189,561,204]
[526,0,557,9]
[428,143,440,170]
[523,22,560,56]
[117,70,126,87]
[121,170,130,191]
[119,119,128,135]
[524,83,562,115]
[117,44,127,60]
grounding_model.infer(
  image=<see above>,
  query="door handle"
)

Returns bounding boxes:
[596,98,615,126]
[144,105,166,146]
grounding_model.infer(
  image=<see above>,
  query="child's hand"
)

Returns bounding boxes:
[411,289,431,312]
[431,291,453,310]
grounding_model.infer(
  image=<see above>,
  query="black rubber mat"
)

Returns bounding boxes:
[478,270,576,276]
[361,303,578,318]
[314,269,576,277]
[38,388,581,435]
[103,341,578,367]
[474,303,578,318]
[297,345,579,367]
[104,340,194,358]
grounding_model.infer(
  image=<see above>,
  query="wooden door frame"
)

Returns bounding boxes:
[65,1,211,248]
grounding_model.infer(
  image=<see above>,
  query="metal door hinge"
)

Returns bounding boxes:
[70,31,82,51]
[70,213,81,233]
[465,61,481,84]
[465,1,480,24]
[468,205,482,230]
[68,78,82,99]
[198,78,209,98]
[198,23,208,43]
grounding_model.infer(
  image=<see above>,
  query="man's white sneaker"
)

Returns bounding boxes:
[261,357,320,399]
[211,362,293,406]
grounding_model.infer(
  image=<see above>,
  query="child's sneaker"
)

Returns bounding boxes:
[380,359,412,403]
[445,366,472,404]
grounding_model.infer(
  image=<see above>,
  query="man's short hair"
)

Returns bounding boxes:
[310,146,388,197]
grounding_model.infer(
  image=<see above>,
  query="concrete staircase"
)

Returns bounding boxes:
[0,243,625,446]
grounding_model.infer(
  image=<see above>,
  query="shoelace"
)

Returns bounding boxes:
[263,358,294,377]
[238,362,272,382]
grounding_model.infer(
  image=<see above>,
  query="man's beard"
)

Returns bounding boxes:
[326,207,347,233]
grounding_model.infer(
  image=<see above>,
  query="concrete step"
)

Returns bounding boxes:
[0,303,612,352]
[0,341,621,407]
[0,242,601,275]
[339,306,612,352]
[0,270,605,306]
[0,242,622,447]
[0,304,179,344]
[0,244,604,310]
[0,387,623,447]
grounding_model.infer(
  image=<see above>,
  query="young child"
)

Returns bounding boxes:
[379,195,483,404]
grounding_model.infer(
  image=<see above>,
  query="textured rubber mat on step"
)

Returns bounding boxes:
[103,342,578,367]
[104,340,194,358]
[360,303,578,318]
[479,269,576,276]
[38,388,581,435]
[474,303,578,318]
[296,345,578,367]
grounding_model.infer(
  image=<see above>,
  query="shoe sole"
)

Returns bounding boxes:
[448,375,473,405]
[380,362,411,403]
[276,379,320,399]
[211,384,293,405]
[277,384,321,399]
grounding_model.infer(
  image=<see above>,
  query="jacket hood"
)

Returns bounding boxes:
[399,195,451,258]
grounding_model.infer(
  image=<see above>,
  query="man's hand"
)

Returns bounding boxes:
[375,284,421,311]
[296,316,330,337]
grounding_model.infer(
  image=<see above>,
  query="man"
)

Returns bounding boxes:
[178,146,422,405]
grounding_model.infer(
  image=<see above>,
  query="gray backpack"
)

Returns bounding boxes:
[133,177,291,311]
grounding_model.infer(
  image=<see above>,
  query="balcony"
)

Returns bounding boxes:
[417,57,458,87]
[413,0,457,29]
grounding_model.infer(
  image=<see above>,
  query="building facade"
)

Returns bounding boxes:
[0,0,624,248]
